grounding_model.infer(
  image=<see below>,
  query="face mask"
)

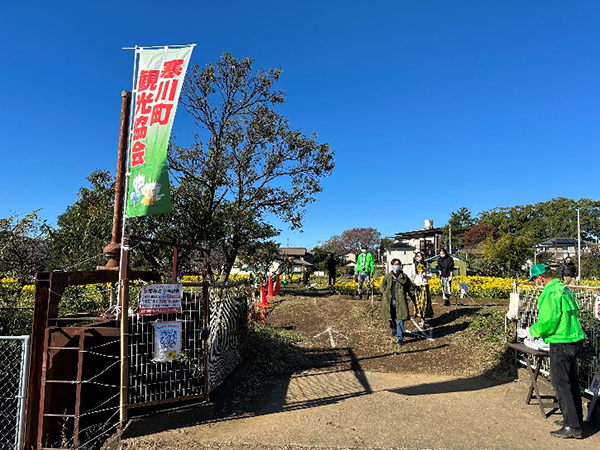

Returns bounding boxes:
[393,265,401,272]
[416,257,422,262]
[440,254,446,258]
[535,277,544,289]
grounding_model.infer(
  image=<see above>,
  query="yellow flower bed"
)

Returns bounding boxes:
[329,276,383,296]
[429,275,513,299]
[3,274,599,307]
[182,274,253,283]
[0,278,35,307]
[330,275,514,299]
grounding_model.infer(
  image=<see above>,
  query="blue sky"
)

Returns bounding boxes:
[1,1,598,250]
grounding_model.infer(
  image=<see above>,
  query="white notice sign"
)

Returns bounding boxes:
[139,283,183,315]
[153,321,181,362]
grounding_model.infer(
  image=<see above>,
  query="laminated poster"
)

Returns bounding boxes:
[153,321,181,362]
[139,283,183,315]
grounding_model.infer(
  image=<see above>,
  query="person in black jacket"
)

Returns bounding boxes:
[560,256,577,286]
[437,248,455,306]
[327,254,339,286]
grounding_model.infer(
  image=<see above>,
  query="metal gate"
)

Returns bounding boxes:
[0,336,29,450]
[24,236,249,449]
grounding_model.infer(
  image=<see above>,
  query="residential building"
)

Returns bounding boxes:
[535,238,594,262]
[384,241,416,276]
[393,220,443,258]
[279,247,314,273]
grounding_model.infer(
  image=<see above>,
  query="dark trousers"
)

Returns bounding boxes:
[549,341,584,428]
[328,271,336,286]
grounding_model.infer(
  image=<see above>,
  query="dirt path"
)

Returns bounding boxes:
[118,289,600,449]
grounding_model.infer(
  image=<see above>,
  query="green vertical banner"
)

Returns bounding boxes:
[126,45,194,217]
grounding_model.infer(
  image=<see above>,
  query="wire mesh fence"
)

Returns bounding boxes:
[0,336,29,450]
[128,286,207,406]
[126,284,248,408]
[516,284,600,395]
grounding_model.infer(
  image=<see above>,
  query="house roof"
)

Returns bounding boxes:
[279,247,309,256]
[394,227,443,239]
[385,242,416,251]
[536,238,594,247]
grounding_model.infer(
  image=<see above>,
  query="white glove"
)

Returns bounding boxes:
[517,327,532,339]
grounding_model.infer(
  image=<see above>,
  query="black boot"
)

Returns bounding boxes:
[550,426,582,439]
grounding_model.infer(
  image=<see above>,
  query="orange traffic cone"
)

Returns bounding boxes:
[267,276,275,298]
[274,275,281,294]
[258,283,269,307]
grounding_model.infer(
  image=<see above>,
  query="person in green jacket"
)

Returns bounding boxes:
[380,258,415,344]
[355,248,375,300]
[528,264,586,439]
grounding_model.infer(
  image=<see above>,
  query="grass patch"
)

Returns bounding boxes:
[243,323,308,375]
[463,306,513,377]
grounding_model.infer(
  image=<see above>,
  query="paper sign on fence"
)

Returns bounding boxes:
[140,283,183,315]
[153,321,181,362]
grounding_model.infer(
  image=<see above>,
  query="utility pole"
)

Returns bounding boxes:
[449,224,452,254]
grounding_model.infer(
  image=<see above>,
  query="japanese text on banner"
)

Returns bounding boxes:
[126,45,194,217]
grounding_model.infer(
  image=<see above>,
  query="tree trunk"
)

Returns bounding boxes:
[220,248,239,283]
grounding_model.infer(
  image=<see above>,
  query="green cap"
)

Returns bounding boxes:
[528,264,549,282]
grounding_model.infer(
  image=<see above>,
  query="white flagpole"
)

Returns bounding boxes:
[118,45,139,427]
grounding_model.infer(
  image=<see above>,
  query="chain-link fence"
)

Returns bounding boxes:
[0,336,29,450]
[516,284,600,395]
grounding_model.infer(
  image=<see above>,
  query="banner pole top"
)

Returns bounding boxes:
[122,44,196,50]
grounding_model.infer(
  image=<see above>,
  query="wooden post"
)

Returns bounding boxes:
[172,246,179,283]
[23,279,49,450]
[99,91,132,270]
